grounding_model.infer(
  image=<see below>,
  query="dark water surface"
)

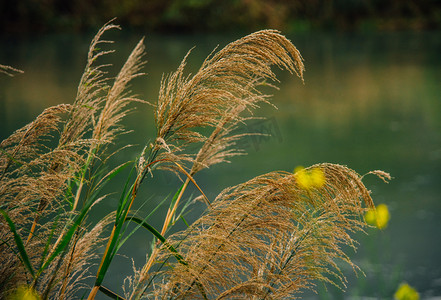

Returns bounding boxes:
[1,30,440,299]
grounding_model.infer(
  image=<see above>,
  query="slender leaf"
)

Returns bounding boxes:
[180,215,190,228]
[116,195,168,252]
[168,184,183,211]
[37,216,60,270]
[99,285,126,300]
[0,146,22,166]
[95,183,135,286]
[39,195,94,272]
[126,216,187,266]
[0,209,35,277]
[96,161,132,191]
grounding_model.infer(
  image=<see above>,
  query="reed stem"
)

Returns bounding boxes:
[161,177,190,236]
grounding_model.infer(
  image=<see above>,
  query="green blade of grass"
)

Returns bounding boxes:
[98,285,126,300]
[180,215,190,228]
[39,194,95,272]
[94,161,132,195]
[116,165,137,216]
[93,158,159,289]
[37,216,60,270]
[126,216,187,266]
[171,191,194,228]
[95,184,135,286]
[116,195,169,252]
[0,209,35,278]
[168,184,183,212]
[0,146,22,166]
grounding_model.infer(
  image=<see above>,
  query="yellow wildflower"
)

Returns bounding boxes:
[365,203,390,229]
[8,286,40,300]
[294,166,326,189]
[394,282,420,300]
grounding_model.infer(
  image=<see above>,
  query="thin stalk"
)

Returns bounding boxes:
[88,286,100,300]
[72,147,97,211]
[88,177,140,300]
[129,178,189,299]
[25,212,39,245]
[130,162,210,300]
[173,162,210,207]
[160,177,190,236]
[87,159,165,300]
[39,230,76,300]
[58,234,79,300]
[72,175,85,211]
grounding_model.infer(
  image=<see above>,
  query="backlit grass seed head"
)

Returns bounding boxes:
[153,30,304,173]
[365,203,390,229]
[153,163,383,299]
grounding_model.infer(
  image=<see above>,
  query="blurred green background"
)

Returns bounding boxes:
[1,0,441,34]
[1,1,441,299]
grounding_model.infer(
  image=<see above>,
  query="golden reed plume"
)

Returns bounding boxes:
[151,29,304,173]
[152,164,388,299]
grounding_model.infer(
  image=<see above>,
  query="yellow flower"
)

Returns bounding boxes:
[365,203,390,229]
[294,166,326,189]
[394,282,420,300]
[8,286,40,300]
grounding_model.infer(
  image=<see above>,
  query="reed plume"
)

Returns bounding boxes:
[152,30,305,239]
[150,29,304,173]
[153,164,389,299]
[0,21,146,299]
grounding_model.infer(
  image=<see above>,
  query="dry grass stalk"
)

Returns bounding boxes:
[152,164,386,299]
[0,64,23,77]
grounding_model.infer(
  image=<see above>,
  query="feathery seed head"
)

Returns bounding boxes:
[151,30,304,174]
[152,164,386,299]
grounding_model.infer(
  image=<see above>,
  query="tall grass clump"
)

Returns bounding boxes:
[0,21,390,300]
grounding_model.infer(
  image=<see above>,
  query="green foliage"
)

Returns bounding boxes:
[0,210,35,278]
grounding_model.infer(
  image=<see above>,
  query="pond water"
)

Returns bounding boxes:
[1,30,440,299]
